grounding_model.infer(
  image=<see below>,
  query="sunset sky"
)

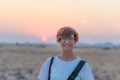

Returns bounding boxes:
[0,0,120,44]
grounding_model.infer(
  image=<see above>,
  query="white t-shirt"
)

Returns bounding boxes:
[38,56,94,80]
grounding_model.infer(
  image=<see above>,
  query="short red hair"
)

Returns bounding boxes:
[56,26,79,43]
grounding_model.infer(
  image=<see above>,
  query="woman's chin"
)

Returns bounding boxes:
[63,48,72,51]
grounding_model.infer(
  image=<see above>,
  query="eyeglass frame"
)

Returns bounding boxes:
[59,37,75,42]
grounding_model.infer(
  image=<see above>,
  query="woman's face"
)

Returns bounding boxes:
[59,35,76,51]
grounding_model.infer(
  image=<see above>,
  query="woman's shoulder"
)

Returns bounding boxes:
[79,60,92,71]
[44,57,53,62]
[43,56,56,63]
[77,57,91,68]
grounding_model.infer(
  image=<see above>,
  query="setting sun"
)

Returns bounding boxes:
[41,37,47,42]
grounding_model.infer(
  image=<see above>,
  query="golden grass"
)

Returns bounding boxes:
[0,45,120,80]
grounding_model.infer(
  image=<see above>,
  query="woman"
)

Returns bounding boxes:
[37,27,94,80]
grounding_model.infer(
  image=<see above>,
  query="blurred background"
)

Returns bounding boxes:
[0,0,120,80]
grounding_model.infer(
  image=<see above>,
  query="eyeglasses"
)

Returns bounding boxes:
[60,37,75,42]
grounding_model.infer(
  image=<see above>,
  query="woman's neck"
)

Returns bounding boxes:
[59,51,77,61]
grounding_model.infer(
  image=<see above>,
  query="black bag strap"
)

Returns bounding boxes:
[48,57,54,80]
[67,60,86,80]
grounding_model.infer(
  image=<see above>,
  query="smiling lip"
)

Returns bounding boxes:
[64,44,71,46]
[64,45,71,47]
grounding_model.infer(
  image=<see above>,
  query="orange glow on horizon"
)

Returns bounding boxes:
[0,0,120,43]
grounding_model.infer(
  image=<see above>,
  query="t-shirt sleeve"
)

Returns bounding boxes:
[83,62,95,80]
[37,57,51,80]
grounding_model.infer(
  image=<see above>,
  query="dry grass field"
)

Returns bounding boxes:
[0,44,120,80]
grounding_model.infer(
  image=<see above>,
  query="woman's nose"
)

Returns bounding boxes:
[64,39,70,43]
